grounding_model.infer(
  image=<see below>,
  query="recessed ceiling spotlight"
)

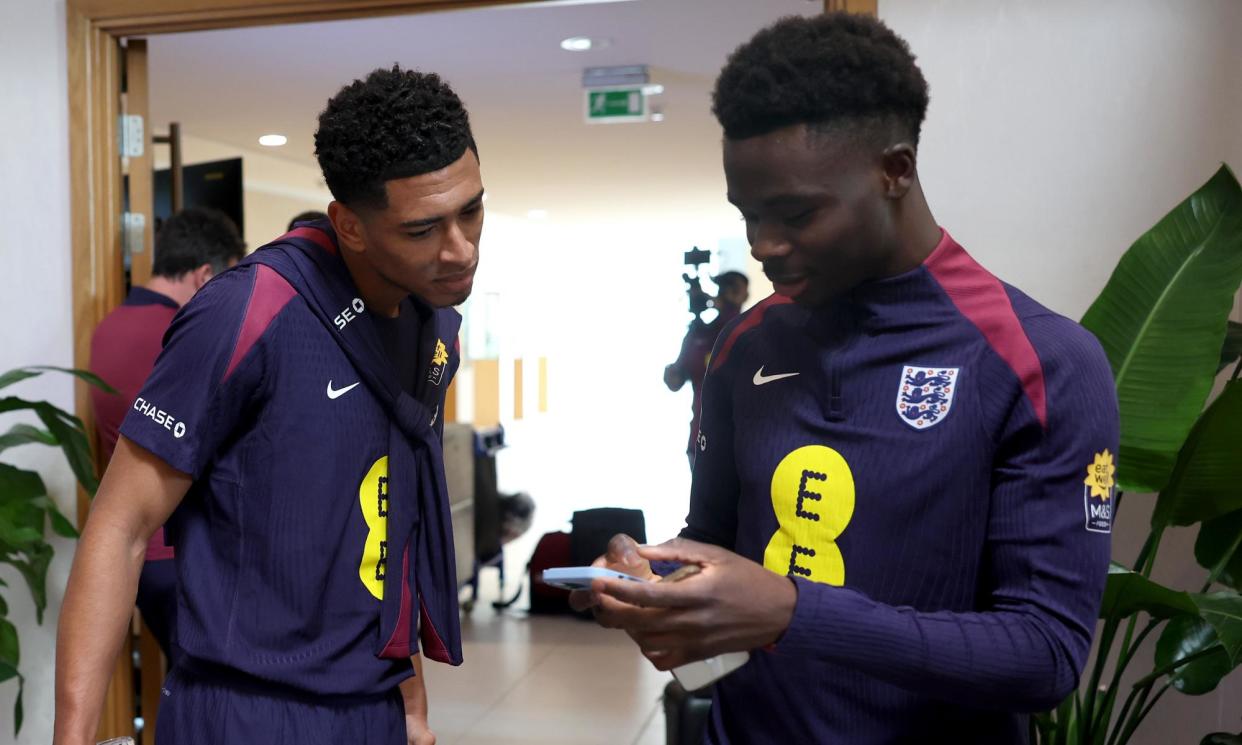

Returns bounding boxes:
[258,134,287,147]
[642,84,665,96]
[651,111,666,123]
[561,36,610,52]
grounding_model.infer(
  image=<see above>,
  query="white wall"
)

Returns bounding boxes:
[884,0,1242,320]
[881,1,1242,740]
[0,1,76,742]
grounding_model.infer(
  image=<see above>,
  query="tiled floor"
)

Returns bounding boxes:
[422,603,670,745]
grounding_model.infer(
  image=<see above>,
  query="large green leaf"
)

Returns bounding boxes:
[0,463,48,542]
[7,544,53,624]
[1193,592,1242,666]
[1152,381,1242,528]
[32,402,98,494]
[0,366,116,395]
[0,397,38,416]
[0,617,17,672]
[1099,562,1199,619]
[0,462,47,499]
[0,370,40,391]
[1,665,21,735]
[1196,509,1242,590]
[1154,615,1232,694]
[27,496,79,539]
[0,423,58,455]
[1081,165,1242,493]
[0,617,21,735]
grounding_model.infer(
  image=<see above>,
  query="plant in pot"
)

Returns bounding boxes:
[1033,165,1242,744]
[1,366,113,734]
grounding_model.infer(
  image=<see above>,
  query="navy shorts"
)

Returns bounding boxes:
[156,664,406,745]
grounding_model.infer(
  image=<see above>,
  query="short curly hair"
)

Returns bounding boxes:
[315,65,477,209]
[152,208,244,278]
[713,13,929,147]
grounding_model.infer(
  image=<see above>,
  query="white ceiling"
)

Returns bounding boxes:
[148,0,820,226]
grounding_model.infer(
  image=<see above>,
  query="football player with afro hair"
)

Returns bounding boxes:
[579,14,1117,744]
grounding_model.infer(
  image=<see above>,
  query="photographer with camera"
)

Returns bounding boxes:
[664,269,749,467]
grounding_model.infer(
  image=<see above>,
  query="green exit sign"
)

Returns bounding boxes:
[585,87,647,124]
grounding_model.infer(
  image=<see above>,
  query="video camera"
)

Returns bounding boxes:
[683,246,712,322]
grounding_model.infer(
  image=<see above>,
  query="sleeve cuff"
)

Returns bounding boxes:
[770,577,886,664]
[118,420,197,478]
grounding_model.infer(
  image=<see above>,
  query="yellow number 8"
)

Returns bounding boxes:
[763,445,855,586]
[359,456,389,600]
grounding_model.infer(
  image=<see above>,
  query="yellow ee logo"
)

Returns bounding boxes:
[358,456,389,599]
[763,445,856,586]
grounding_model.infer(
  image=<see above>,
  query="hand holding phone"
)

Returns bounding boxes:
[658,563,751,690]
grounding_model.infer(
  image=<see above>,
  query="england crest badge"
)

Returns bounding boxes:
[896,365,960,430]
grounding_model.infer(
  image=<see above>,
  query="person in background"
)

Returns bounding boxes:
[89,207,245,663]
[664,271,749,466]
[288,209,329,231]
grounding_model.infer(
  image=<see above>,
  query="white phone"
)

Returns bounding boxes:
[658,564,750,690]
[541,566,648,590]
[672,651,751,691]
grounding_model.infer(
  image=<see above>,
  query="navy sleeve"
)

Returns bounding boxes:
[679,324,743,549]
[774,317,1118,711]
[119,268,278,478]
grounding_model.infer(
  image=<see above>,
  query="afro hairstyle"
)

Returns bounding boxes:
[315,65,477,209]
[712,13,929,147]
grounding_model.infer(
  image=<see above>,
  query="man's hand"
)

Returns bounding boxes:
[402,657,435,745]
[405,715,436,745]
[664,364,687,392]
[568,533,656,612]
[590,538,797,670]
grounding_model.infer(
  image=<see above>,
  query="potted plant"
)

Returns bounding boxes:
[1034,165,1242,744]
[0,366,113,734]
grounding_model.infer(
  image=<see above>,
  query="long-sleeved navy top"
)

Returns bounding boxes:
[684,231,1118,744]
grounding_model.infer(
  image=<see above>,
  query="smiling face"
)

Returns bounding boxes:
[332,149,484,310]
[724,124,904,307]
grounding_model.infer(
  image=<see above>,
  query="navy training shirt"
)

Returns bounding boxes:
[120,234,461,697]
[687,231,1118,744]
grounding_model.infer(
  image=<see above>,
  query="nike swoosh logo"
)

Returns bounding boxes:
[753,366,800,386]
[326,380,361,400]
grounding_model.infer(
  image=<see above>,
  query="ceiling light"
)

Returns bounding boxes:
[561,37,595,52]
[258,134,287,147]
[651,111,666,123]
[642,84,665,96]
[527,209,549,220]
